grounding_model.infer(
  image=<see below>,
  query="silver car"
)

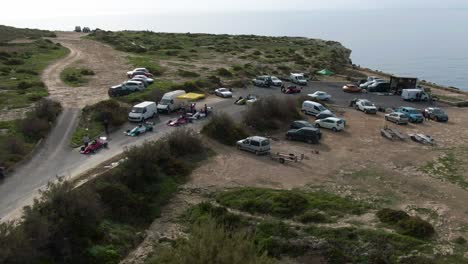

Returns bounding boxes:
[237,136,271,155]
[385,112,409,125]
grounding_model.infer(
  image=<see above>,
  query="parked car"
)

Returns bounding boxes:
[128,101,157,122]
[252,75,272,87]
[402,89,430,102]
[290,73,307,86]
[286,127,321,144]
[108,81,144,97]
[131,77,150,87]
[215,88,233,98]
[360,79,385,89]
[396,107,424,123]
[108,85,133,97]
[367,82,390,93]
[125,123,154,137]
[80,137,108,154]
[355,99,377,114]
[157,90,186,113]
[271,76,283,86]
[315,117,345,132]
[316,111,336,120]
[127,68,149,78]
[237,136,271,155]
[290,120,315,130]
[281,85,301,94]
[301,101,332,116]
[385,112,409,125]
[129,71,153,78]
[424,107,448,122]
[342,84,363,93]
[308,91,331,101]
[133,74,154,84]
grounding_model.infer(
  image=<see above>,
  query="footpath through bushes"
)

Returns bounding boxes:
[0,128,209,264]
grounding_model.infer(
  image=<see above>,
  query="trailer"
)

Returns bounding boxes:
[389,76,418,95]
[270,152,305,164]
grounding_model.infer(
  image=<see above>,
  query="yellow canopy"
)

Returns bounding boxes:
[177,93,206,101]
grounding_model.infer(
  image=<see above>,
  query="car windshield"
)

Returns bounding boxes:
[131,107,144,113]
[219,88,227,92]
[432,109,444,114]
[297,76,304,80]
[317,105,326,111]
[160,99,171,105]
[362,101,373,106]
[271,77,279,81]
[407,109,420,114]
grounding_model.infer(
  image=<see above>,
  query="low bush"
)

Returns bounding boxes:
[146,218,274,264]
[216,68,233,77]
[177,69,200,78]
[18,98,62,141]
[243,96,302,131]
[60,67,94,86]
[83,99,128,127]
[298,210,330,223]
[202,113,248,146]
[376,208,435,239]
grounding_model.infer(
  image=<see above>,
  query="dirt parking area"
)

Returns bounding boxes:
[191,107,468,240]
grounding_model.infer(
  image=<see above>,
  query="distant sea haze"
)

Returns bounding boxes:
[6,9,468,90]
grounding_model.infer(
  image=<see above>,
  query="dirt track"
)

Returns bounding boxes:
[44,32,130,108]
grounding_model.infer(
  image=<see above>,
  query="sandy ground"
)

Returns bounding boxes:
[123,107,468,263]
[44,32,131,108]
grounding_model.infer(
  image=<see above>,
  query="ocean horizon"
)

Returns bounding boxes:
[4,9,468,90]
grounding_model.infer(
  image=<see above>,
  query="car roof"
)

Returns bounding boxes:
[303,100,323,106]
[323,117,340,121]
[126,81,142,84]
[248,136,269,141]
[401,107,416,110]
[298,127,319,131]
[134,101,155,108]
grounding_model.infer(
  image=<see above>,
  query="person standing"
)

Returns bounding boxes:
[103,118,109,136]
[204,104,208,117]
[83,134,90,147]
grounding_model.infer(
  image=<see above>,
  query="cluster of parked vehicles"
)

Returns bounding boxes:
[108,68,154,97]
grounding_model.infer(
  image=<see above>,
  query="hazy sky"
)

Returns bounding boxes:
[2,0,468,20]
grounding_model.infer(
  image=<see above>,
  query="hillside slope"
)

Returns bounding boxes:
[0,25,56,43]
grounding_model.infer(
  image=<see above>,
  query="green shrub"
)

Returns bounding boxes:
[146,218,274,264]
[202,113,248,146]
[177,69,200,78]
[216,68,233,77]
[185,202,243,230]
[243,97,302,131]
[298,210,330,223]
[398,217,435,239]
[376,208,435,239]
[80,68,95,75]
[454,236,466,245]
[376,208,410,224]
[4,58,24,65]
[87,245,120,264]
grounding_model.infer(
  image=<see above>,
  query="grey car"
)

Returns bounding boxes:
[385,112,409,125]
[237,136,271,155]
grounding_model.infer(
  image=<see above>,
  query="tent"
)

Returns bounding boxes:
[316,69,334,76]
[176,92,206,101]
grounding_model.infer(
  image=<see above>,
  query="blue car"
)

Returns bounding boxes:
[396,107,424,123]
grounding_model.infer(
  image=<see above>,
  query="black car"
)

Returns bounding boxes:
[424,107,448,122]
[286,127,321,144]
[290,120,315,130]
[108,85,132,97]
[368,82,390,93]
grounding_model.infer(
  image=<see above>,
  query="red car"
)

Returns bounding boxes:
[342,84,363,93]
[167,115,192,127]
[80,137,109,154]
[281,85,302,94]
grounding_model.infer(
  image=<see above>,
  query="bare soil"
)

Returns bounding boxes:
[123,107,468,263]
[43,32,131,108]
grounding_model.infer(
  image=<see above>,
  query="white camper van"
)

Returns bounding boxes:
[128,101,157,122]
[401,89,430,102]
[157,90,186,113]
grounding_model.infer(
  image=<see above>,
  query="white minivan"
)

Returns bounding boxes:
[237,136,271,155]
[401,89,430,102]
[301,101,332,116]
[157,90,186,113]
[290,73,308,86]
[128,101,157,122]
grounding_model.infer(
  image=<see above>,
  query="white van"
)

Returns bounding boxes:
[290,73,308,86]
[128,101,157,122]
[401,89,430,102]
[301,101,332,116]
[157,90,186,113]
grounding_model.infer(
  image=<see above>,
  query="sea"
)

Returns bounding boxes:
[4,9,468,90]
